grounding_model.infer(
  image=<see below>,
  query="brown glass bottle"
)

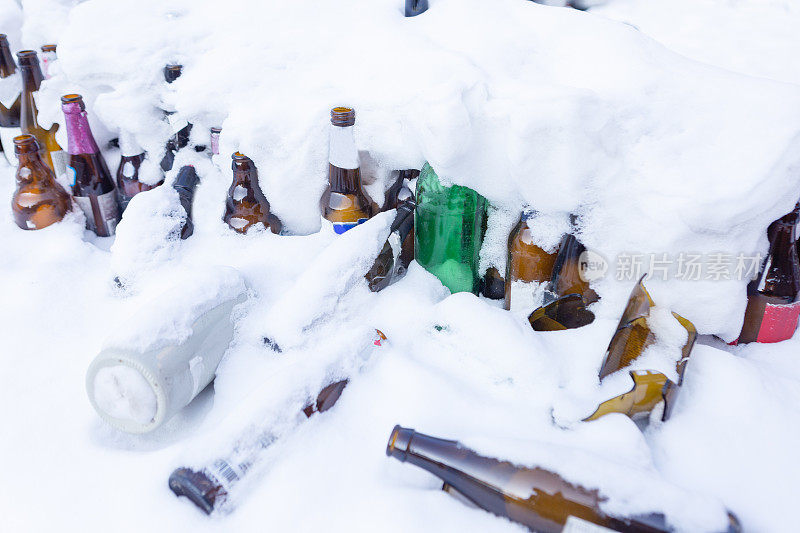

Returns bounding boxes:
[386,426,740,533]
[116,131,162,211]
[739,209,800,343]
[169,379,351,514]
[366,200,415,291]
[173,165,199,239]
[224,152,281,234]
[11,134,71,230]
[17,50,66,177]
[62,94,120,237]
[160,64,192,172]
[504,210,559,311]
[321,107,374,234]
[0,34,21,165]
[384,169,417,268]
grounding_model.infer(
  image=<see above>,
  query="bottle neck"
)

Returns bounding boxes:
[328,125,359,170]
[0,46,15,78]
[16,152,49,180]
[20,65,42,92]
[62,104,100,155]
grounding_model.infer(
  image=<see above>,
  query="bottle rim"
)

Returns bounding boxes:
[330,106,355,127]
[41,44,57,52]
[61,93,84,104]
[16,50,38,65]
[210,127,222,134]
[13,134,39,154]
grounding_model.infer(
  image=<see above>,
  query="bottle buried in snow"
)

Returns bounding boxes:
[415,162,488,294]
[321,106,374,234]
[386,426,740,533]
[61,94,121,237]
[39,44,57,79]
[527,231,599,331]
[481,267,506,300]
[384,169,417,269]
[366,200,415,292]
[583,276,697,423]
[223,152,282,234]
[0,34,21,166]
[160,64,192,172]
[17,50,66,176]
[116,131,163,211]
[11,134,71,230]
[738,208,800,344]
[504,209,559,312]
[86,288,247,434]
[169,330,387,514]
[173,165,199,239]
[405,0,429,17]
[210,127,221,156]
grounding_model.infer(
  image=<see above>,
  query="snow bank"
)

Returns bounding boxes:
[1,0,800,532]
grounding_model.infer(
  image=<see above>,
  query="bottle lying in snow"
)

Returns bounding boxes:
[386,426,742,533]
[168,330,386,514]
[85,275,248,433]
[738,206,800,344]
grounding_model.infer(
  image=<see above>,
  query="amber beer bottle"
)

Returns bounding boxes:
[321,107,374,234]
[40,44,57,79]
[504,209,559,311]
[61,94,120,237]
[160,64,192,172]
[739,209,800,343]
[386,426,742,533]
[116,132,163,211]
[17,50,66,176]
[0,34,21,165]
[224,152,282,234]
[11,134,71,230]
[173,165,199,239]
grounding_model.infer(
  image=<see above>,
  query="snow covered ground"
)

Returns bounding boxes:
[2,0,800,531]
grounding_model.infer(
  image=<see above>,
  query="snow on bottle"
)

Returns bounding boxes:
[321,106,375,234]
[738,207,800,343]
[223,152,282,234]
[17,50,66,177]
[11,134,71,230]
[0,34,21,166]
[174,165,199,239]
[39,44,57,79]
[116,131,163,211]
[61,93,121,237]
[85,269,247,433]
[504,208,559,312]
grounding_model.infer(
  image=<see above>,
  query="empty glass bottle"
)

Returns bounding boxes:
[739,209,800,343]
[384,169,417,268]
[414,162,487,294]
[62,93,120,237]
[173,165,199,239]
[504,209,559,311]
[39,44,57,79]
[160,64,191,172]
[386,426,741,533]
[11,134,71,230]
[18,50,66,177]
[0,34,21,166]
[366,200,415,291]
[321,106,374,234]
[405,0,429,17]
[116,131,162,211]
[224,152,282,234]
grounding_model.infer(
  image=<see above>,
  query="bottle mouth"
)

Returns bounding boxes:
[61,93,83,104]
[16,50,37,65]
[386,425,415,461]
[330,106,355,127]
[41,44,57,52]
[164,64,183,83]
[13,134,39,154]
[210,127,222,134]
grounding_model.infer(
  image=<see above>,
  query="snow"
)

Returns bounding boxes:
[2,0,800,532]
[92,365,158,425]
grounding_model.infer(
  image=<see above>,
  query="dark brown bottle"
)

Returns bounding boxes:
[223,152,282,234]
[160,64,192,172]
[62,94,120,237]
[116,131,163,211]
[18,50,66,176]
[40,44,57,79]
[405,0,429,17]
[504,210,559,311]
[549,232,599,304]
[366,200,415,291]
[384,169,417,268]
[739,209,800,343]
[321,107,374,234]
[386,426,740,533]
[173,165,199,239]
[11,134,71,230]
[0,34,21,165]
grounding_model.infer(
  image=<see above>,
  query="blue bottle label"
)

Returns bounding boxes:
[333,218,367,234]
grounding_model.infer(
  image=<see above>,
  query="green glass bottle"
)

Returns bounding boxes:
[414,163,487,294]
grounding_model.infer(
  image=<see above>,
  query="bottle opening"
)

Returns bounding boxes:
[210,127,222,134]
[164,64,183,83]
[330,106,356,127]
[61,93,83,104]
[41,44,57,52]
[232,152,249,160]
[13,134,39,154]
[16,50,37,65]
